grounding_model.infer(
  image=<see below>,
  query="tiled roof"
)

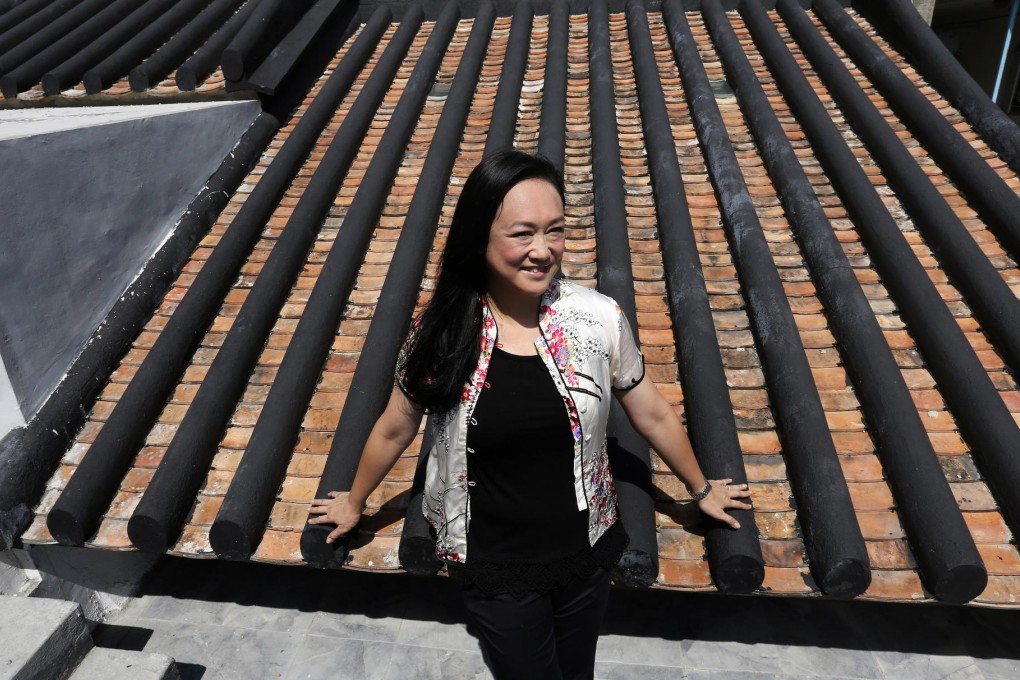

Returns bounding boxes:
[13,0,1020,606]
[0,0,350,103]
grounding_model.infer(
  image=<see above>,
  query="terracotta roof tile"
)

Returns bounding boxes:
[16,4,1020,607]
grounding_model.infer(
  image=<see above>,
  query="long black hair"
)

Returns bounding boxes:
[399,151,565,414]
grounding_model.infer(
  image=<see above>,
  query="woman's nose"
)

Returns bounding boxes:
[530,234,551,260]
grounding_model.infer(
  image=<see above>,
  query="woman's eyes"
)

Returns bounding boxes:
[508,226,565,240]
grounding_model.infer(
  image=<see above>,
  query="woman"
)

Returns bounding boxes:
[309,151,751,679]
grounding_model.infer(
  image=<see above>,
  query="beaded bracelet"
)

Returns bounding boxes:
[691,481,713,502]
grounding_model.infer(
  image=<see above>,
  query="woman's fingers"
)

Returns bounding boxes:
[326,526,345,544]
[706,506,740,529]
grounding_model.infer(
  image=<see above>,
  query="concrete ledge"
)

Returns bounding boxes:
[26,545,161,623]
[0,549,40,596]
[69,648,179,680]
[0,595,92,680]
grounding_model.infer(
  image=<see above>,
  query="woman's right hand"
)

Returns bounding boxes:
[308,491,365,544]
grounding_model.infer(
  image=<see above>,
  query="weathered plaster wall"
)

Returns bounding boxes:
[0,100,260,424]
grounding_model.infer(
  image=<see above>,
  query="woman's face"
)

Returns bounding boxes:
[484,178,566,303]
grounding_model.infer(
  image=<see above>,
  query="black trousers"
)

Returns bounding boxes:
[460,568,611,680]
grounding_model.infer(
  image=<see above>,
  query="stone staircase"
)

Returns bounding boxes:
[0,595,178,680]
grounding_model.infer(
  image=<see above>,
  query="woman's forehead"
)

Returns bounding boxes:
[494,179,564,224]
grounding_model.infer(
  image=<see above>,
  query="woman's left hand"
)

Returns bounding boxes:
[696,478,752,530]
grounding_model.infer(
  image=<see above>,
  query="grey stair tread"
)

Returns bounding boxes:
[69,648,179,680]
[0,595,92,680]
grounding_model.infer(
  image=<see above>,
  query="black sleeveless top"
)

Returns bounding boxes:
[455,346,626,597]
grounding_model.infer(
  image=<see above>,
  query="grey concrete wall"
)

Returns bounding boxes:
[0,100,260,421]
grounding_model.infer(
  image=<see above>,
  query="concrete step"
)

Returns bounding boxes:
[68,648,180,680]
[0,595,92,680]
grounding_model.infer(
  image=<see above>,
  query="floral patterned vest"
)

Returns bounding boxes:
[399,279,645,564]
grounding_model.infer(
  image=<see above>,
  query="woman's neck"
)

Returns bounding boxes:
[486,289,540,329]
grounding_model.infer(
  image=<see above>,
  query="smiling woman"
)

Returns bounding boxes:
[308,151,750,680]
[484,177,566,321]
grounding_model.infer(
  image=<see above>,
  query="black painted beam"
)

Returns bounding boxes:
[221,0,289,82]
[812,0,1020,262]
[483,0,531,155]
[125,7,400,556]
[854,0,1020,177]
[79,0,215,95]
[39,0,179,96]
[301,1,496,568]
[0,0,58,37]
[778,0,1020,407]
[245,0,350,96]
[129,0,246,91]
[625,0,763,595]
[0,112,279,550]
[710,0,985,604]
[43,10,381,548]
[177,0,258,91]
[588,0,658,589]
[0,0,77,58]
[665,0,870,598]
[0,0,137,93]
[536,0,567,172]
[209,2,462,561]
[741,0,1020,558]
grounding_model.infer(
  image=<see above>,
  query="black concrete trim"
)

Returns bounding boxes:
[79,0,214,95]
[626,0,764,595]
[483,0,532,155]
[38,0,179,96]
[129,0,246,92]
[853,0,1020,177]
[125,7,398,556]
[741,0,1020,555]
[666,0,871,598]
[0,0,56,36]
[812,0,1020,262]
[0,111,277,551]
[0,0,139,95]
[714,0,985,604]
[221,0,290,82]
[779,0,1020,406]
[536,0,568,172]
[588,0,658,589]
[209,2,461,561]
[245,0,349,96]
[0,0,77,58]
[397,422,443,575]
[301,1,496,568]
[176,0,258,91]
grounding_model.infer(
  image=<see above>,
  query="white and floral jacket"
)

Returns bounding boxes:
[397,279,645,565]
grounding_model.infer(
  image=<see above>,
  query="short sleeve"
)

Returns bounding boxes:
[608,303,645,391]
[394,316,423,404]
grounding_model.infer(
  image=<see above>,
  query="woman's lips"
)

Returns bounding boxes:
[521,264,551,279]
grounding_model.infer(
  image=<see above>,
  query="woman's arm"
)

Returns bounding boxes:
[308,386,424,543]
[613,376,751,529]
